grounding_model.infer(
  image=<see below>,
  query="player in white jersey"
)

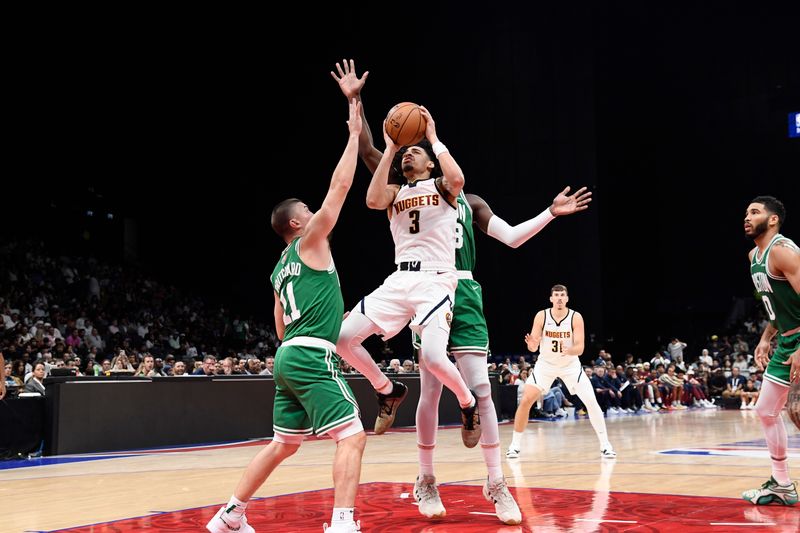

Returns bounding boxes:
[336,102,481,446]
[507,284,615,459]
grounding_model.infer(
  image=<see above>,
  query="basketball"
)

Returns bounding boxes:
[385,102,427,146]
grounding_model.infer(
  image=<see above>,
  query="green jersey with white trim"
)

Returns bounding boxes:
[270,237,344,344]
[750,234,800,334]
[455,191,476,272]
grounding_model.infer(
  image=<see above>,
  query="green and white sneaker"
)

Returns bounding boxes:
[742,477,798,506]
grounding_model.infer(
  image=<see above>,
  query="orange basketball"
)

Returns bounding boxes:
[385,102,427,146]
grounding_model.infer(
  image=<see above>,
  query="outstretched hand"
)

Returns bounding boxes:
[331,59,369,100]
[550,186,592,216]
[524,333,536,352]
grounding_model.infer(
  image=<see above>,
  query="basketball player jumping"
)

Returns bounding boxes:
[332,59,591,525]
[335,94,484,448]
[508,284,616,460]
[207,99,366,533]
[741,195,799,506]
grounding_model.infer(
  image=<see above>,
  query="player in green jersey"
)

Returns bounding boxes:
[332,59,590,525]
[207,99,366,533]
[741,196,799,507]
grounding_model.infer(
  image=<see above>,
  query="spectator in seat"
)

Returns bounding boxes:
[194,355,218,376]
[723,366,746,400]
[741,379,760,410]
[24,361,46,395]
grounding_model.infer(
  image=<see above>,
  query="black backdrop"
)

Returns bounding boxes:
[4,3,797,359]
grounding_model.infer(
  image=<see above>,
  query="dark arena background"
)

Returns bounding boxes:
[1,3,798,532]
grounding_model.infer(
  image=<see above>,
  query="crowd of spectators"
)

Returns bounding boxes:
[2,240,772,424]
[1,240,281,395]
[492,307,774,419]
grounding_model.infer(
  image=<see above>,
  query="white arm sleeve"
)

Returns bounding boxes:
[486,208,556,248]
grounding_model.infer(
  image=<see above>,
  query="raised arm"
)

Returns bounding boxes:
[331,59,382,172]
[418,106,464,201]
[300,99,361,265]
[365,125,401,210]
[468,186,592,249]
[524,310,546,352]
[562,312,585,356]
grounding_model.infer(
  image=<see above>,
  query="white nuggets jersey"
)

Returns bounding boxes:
[539,309,575,367]
[389,178,457,271]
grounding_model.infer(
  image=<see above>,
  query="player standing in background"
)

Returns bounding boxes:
[508,284,616,460]
[741,195,799,506]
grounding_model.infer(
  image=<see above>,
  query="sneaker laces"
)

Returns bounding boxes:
[461,402,478,430]
[377,394,394,416]
[416,477,440,503]
[761,478,777,490]
[488,478,515,505]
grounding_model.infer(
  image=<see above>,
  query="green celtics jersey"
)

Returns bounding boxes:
[750,234,800,334]
[270,237,344,344]
[455,192,476,271]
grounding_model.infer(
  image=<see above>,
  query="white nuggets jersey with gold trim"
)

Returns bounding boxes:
[539,309,575,367]
[389,178,457,271]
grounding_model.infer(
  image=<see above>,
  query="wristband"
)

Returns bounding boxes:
[432,141,448,157]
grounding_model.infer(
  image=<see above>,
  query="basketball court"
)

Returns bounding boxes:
[2,408,798,532]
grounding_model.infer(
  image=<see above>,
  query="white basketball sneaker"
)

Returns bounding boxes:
[483,477,522,525]
[505,446,520,459]
[601,447,617,459]
[413,474,447,518]
[206,506,255,533]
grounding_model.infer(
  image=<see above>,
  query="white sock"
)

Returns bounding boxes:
[224,495,247,520]
[483,444,503,481]
[477,397,502,480]
[754,381,792,485]
[418,444,435,477]
[331,507,355,526]
[416,356,441,478]
[511,431,523,449]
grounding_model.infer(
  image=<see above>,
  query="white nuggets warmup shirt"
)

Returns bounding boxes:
[389,178,457,271]
[352,177,458,339]
[538,309,576,367]
[526,309,584,393]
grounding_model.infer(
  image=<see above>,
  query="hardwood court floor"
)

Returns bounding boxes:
[1,408,798,532]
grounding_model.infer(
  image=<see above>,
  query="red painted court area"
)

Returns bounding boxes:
[52,482,798,532]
